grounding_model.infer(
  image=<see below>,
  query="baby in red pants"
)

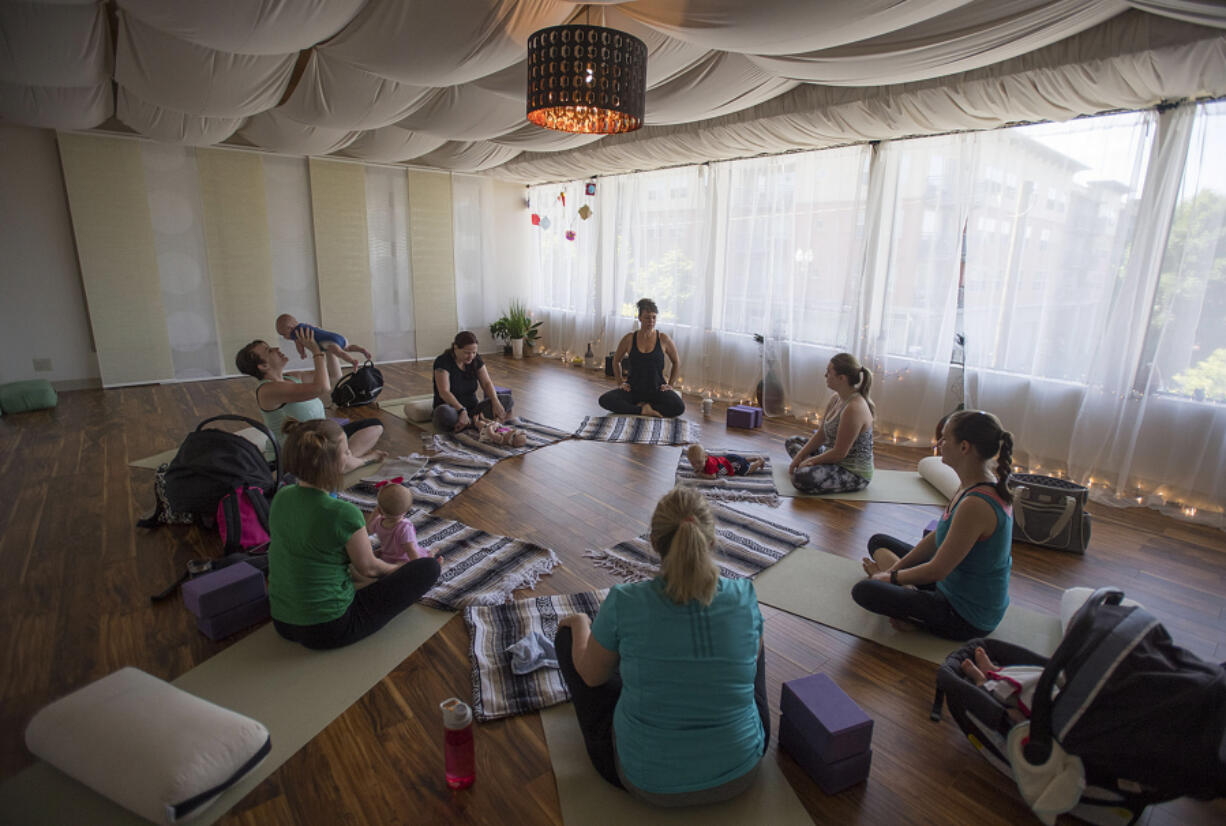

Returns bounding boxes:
[686,444,766,478]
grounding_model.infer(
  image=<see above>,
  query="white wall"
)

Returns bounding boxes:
[0,125,99,386]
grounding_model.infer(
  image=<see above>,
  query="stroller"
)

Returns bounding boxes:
[933,588,1226,825]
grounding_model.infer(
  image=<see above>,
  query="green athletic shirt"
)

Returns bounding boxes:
[257,376,326,446]
[268,485,365,626]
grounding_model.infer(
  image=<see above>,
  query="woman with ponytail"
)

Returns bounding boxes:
[556,488,767,806]
[268,419,439,650]
[851,410,1015,640]
[784,352,875,494]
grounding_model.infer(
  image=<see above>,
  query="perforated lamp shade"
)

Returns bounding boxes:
[526,25,647,134]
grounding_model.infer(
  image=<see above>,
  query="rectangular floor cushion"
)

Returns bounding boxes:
[0,379,57,414]
[24,667,270,824]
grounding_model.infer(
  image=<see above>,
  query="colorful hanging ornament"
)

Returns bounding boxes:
[578,204,592,221]
[565,230,575,241]
[557,191,566,207]
[531,213,541,226]
[585,181,596,196]
[539,216,551,230]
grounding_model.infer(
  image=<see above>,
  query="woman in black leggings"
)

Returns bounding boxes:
[598,298,686,418]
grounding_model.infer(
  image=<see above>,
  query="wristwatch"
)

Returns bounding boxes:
[889,569,900,586]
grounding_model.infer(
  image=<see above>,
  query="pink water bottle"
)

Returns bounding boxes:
[440,697,475,789]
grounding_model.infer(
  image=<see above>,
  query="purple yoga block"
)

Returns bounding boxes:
[196,594,270,641]
[780,672,873,763]
[780,715,872,794]
[494,386,511,396]
[923,518,938,537]
[726,404,763,428]
[182,562,266,619]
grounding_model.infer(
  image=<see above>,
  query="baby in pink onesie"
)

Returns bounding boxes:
[366,484,424,564]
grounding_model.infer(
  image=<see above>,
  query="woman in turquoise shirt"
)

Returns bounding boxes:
[556,487,767,806]
[853,410,1015,640]
[235,328,385,473]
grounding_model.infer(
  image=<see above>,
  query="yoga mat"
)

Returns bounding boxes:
[541,705,813,826]
[754,547,1062,664]
[379,394,435,430]
[128,427,272,470]
[771,464,947,506]
[0,605,454,825]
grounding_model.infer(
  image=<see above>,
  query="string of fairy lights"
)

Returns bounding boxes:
[538,343,1216,524]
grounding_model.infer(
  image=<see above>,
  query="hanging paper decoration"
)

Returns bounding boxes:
[565,230,575,241]
[539,216,551,230]
[557,191,566,207]
[531,213,541,226]
[578,205,592,221]
[585,181,596,196]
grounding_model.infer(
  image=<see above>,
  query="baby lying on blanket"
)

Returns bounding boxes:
[686,444,766,479]
[475,413,527,448]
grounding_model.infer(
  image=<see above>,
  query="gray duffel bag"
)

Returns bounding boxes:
[1008,473,1092,554]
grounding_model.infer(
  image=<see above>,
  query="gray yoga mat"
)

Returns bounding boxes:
[541,705,813,826]
[0,605,454,825]
[754,547,1062,664]
[771,464,948,506]
[128,427,272,471]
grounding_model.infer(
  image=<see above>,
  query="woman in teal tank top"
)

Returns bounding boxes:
[852,410,1015,640]
[235,329,385,474]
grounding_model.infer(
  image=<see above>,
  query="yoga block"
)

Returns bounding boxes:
[726,404,763,428]
[494,386,511,396]
[196,594,270,641]
[780,672,873,763]
[182,562,265,619]
[0,379,57,414]
[779,715,872,794]
[923,518,938,537]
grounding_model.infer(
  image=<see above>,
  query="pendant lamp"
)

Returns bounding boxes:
[526,24,647,134]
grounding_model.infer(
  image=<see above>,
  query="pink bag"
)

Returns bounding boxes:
[216,484,271,554]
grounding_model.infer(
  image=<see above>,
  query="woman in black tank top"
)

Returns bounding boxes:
[598,298,686,418]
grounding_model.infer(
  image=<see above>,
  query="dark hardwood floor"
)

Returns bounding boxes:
[1,354,1223,825]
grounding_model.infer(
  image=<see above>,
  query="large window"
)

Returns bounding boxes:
[1141,101,1226,403]
[962,112,1154,382]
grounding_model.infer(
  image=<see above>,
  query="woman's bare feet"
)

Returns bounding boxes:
[888,617,919,632]
[862,546,902,576]
[640,403,661,417]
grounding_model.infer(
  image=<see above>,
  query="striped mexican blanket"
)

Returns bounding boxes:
[465,589,608,721]
[413,509,561,610]
[573,415,698,445]
[674,449,779,506]
[585,503,808,583]
[431,417,572,467]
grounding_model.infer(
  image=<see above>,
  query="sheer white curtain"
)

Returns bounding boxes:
[365,164,415,361]
[717,147,872,418]
[863,134,975,444]
[530,180,602,358]
[964,111,1156,470]
[1070,102,1226,525]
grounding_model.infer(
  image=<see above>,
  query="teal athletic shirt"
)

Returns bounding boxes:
[935,486,1014,632]
[590,576,765,794]
[257,376,326,447]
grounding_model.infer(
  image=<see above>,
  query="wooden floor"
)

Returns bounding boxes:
[1,354,1223,825]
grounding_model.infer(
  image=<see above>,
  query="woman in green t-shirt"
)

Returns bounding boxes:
[268,419,440,650]
[555,487,767,805]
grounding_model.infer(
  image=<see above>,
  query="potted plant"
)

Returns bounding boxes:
[490,301,542,359]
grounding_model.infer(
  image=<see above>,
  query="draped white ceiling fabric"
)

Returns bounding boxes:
[1,0,1223,178]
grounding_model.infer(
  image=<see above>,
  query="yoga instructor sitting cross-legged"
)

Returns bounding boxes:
[598,298,686,418]
[555,487,768,807]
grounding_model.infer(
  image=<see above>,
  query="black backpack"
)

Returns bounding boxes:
[161,415,280,518]
[332,360,383,407]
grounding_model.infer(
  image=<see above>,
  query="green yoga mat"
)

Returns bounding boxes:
[0,605,454,825]
[754,547,1062,664]
[771,464,947,506]
[541,705,813,826]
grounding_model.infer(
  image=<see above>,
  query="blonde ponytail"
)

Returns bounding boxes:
[650,487,719,605]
